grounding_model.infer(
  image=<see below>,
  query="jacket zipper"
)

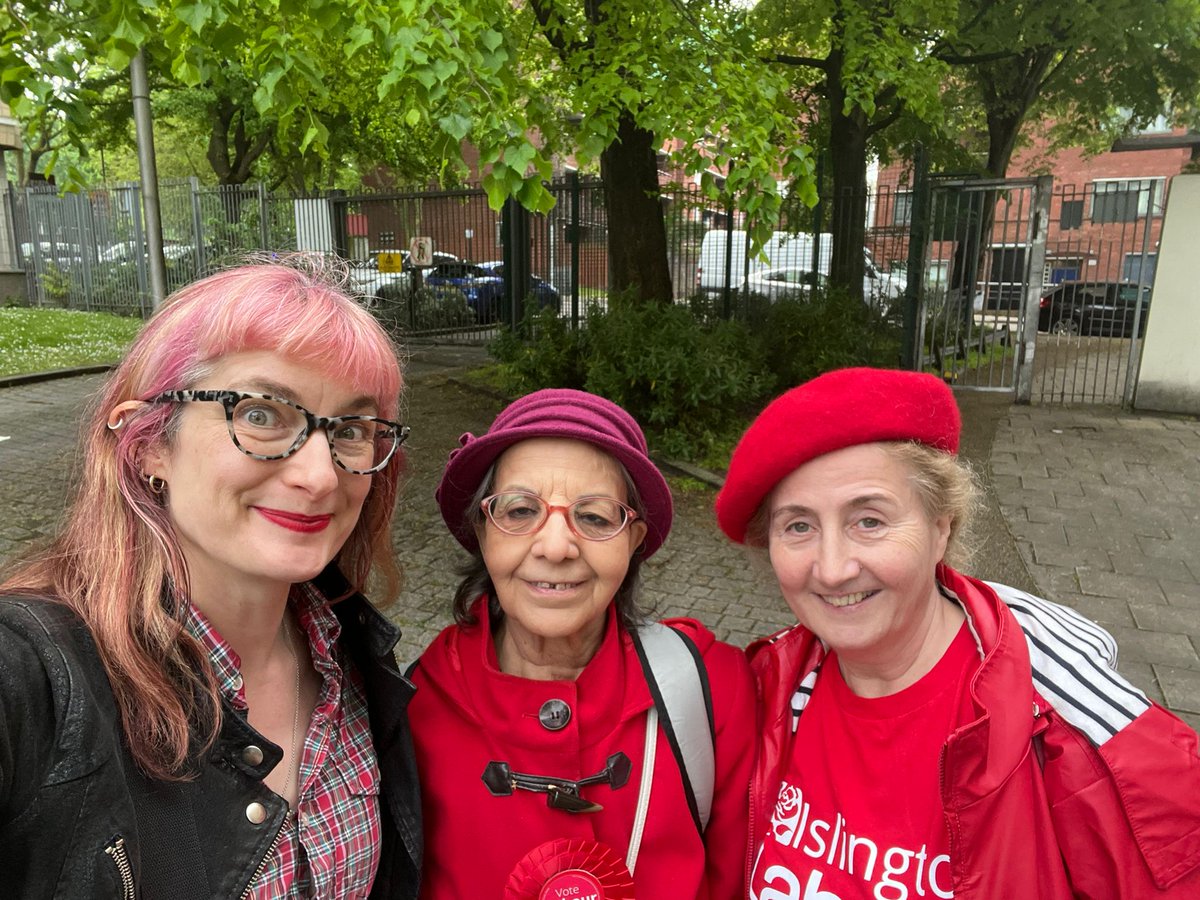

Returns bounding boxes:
[745,770,759,890]
[239,817,288,900]
[104,837,135,900]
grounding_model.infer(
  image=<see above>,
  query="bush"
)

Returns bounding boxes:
[489,305,591,394]
[373,286,477,336]
[491,295,769,461]
[486,287,904,465]
[751,287,903,391]
[584,296,770,460]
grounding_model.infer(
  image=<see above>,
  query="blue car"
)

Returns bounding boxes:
[423,261,560,322]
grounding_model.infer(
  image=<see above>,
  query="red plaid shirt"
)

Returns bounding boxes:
[187,583,382,898]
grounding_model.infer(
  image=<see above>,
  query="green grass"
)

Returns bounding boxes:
[0,308,144,377]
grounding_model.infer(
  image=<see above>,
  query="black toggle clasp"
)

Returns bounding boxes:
[480,752,632,813]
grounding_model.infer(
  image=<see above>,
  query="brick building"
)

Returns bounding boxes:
[872,124,1194,293]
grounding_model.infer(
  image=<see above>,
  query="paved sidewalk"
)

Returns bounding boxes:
[1,353,1196,730]
[991,405,1200,731]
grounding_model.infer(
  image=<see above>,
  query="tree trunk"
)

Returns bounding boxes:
[206,97,271,188]
[826,49,868,303]
[950,53,1051,303]
[599,112,673,302]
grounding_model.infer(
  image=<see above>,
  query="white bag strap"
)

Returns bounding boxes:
[626,707,658,874]
[632,622,715,833]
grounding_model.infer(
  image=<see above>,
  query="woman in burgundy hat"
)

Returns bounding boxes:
[409,388,754,899]
[716,367,1200,900]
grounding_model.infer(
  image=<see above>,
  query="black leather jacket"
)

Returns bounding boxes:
[0,573,422,899]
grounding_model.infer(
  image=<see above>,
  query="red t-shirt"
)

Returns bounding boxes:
[751,624,978,900]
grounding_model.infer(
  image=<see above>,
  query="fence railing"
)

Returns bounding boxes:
[8,173,1164,372]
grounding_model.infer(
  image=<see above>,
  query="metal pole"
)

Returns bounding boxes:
[811,151,824,282]
[130,47,167,306]
[570,172,580,328]
[1123,179,1157,408]
[1015,175,1053,404]
[902,145,929,370]
[189,176,207,273]
[257,181,270,249]
[721,194,733,318]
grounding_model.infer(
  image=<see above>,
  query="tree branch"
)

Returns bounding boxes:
[772,53,830,71]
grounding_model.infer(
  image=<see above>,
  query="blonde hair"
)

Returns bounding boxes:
[1,255,405,780]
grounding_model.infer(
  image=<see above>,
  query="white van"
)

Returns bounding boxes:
[695,230,903,306]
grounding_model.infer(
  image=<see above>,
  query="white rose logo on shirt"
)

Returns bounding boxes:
[771,782,804,845]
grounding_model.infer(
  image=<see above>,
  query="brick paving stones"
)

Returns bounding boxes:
[992,404,1200,732]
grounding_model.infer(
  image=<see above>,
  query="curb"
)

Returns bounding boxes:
[0,364,113,390]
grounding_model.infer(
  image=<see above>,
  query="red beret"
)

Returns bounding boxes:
[715,367,960,544]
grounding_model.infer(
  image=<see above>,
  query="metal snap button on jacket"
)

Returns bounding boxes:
[245,802,268,824]
[538,698,571,731]
[241,745,264,766]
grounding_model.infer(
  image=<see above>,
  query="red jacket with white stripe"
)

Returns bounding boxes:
[747,565,1200,898]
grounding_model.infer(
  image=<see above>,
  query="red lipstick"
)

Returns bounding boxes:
[256,508,333,533]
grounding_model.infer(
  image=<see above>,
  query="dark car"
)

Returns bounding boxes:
[1037,281,1152,338]
[423,261,560,322]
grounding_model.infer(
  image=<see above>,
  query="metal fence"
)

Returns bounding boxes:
[10,176,718,337]
[9,170,1167,405]
[865,170,1164,405]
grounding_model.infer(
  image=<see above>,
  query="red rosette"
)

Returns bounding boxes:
[504,838,636,900]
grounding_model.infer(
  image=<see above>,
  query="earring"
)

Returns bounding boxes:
[107,417,124,431]
[147,474,167,495]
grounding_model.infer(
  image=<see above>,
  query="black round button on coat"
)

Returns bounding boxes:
[538,698,572,731]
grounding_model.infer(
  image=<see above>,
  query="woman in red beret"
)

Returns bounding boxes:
[409,388,754,899]
[716,367,1200,900]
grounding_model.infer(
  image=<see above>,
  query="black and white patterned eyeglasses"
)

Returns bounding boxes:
[148,390,409,474]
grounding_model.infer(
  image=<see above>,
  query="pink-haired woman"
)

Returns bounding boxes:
[0,257,421,899]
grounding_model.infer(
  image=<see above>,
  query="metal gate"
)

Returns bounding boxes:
[1026,179,1161,406]
[915,176,1050,397]
[914,174,1161,405]
[17,183,153,315]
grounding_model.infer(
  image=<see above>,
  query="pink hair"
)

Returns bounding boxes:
[1,255,405,780]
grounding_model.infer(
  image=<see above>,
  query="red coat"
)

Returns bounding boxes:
[409,599,755,899]
[747,566,1200,898]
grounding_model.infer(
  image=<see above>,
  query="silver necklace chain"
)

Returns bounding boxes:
[282,614,303,813]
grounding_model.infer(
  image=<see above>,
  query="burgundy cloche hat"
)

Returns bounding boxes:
[715,367,961,544]
[436,388,674,557]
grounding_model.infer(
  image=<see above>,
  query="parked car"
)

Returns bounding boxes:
[99,240,195,264]
[19,240,86,266]
[696,230,903,306]
[1037,281,1152,337]
[423,260,560,322]
[347,249,459,305]
[742,266,827,301]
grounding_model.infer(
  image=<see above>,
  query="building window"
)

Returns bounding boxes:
[892,191,913,226]
[1059,200,1084,230]
[1123,252,1158,283]
[1090,178,1166,223]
